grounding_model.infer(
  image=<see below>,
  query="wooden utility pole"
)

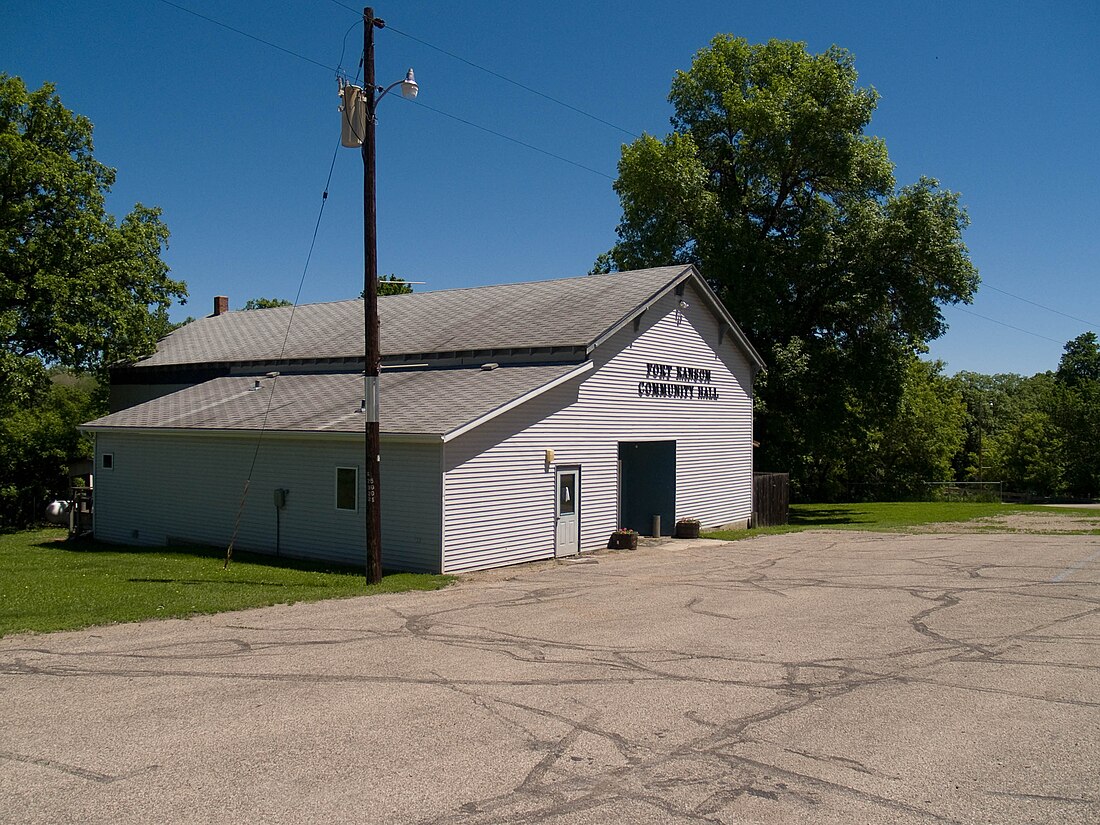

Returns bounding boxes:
[363,6,383,584]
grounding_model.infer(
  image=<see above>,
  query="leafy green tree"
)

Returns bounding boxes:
[950,372,1016,482]
[0,75,185,523]
[361,274,413,297]
[950,343,1100,500]
[949,371,1060,490]
[379,274,413,295]
[1,75,186,392]
[838,359,965,500]
[1056,331,1100,387]
[999,410,1063,496]
[242,297,292,310]
[0,372,101,525]
[168,315,196,332]
[875,359,967,498]
[1053,333,1100,497]
[602,37,978,499]
[1058,384,1100,497]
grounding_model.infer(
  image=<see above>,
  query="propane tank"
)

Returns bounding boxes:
[45,500,71,525]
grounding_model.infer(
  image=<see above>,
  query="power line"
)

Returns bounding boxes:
[336,19,361,76]
[955,307,1065,345]
[153,0,616,182]
[406,98,614,180]
[156,0,339,72]
[325,1,639,138]
[226,135,351,568]
[383,25,640,139]
[982,283,1097,329]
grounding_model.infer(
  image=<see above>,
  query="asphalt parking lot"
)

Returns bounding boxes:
[2,529,1098,824]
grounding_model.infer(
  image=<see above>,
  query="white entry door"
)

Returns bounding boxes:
[555,467,580,557]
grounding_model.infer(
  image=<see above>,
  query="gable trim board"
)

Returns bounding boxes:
[587,267,762,367]
[84,267,758,573]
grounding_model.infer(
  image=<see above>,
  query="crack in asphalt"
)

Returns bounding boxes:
[1,531,1097,823]
[0,751,158,784]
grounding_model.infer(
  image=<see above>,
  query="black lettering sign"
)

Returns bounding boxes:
[646,362,674,380]
[639,362,717,401]
[638,381,696,399]
[676,366,711,384]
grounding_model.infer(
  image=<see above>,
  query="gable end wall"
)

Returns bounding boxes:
[441,285,754,573]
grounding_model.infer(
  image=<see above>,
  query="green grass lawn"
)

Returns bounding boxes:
[0,528,453,637]
[704,501,1100,541]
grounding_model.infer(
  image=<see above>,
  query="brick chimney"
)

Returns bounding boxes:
[213,296,229,316]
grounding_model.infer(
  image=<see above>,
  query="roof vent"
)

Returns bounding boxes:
[249,380,262,391]
[481,362,499,371]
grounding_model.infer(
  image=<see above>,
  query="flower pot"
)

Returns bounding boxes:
[675,519,700,539]
[608,531,638,550]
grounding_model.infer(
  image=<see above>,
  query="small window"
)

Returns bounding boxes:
[101,453,114,471]
[335,467,358,511]
[559,473,576,515]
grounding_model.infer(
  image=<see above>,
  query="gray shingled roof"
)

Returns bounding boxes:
[133,266,692,368]
[84,363,588,437]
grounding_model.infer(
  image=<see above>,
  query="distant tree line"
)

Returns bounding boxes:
[949,333,1100,500]
[798,333,1100,502]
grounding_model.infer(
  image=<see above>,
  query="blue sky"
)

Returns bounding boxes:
[5,0,1098,376]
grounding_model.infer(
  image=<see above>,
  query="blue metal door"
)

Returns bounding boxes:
[618,441,675,536]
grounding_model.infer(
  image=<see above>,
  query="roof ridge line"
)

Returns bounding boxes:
[388,265,689,298]
[205,266,692,315]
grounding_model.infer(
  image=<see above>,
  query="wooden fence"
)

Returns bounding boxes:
[753,472,789,527]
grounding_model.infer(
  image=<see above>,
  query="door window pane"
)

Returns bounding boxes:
[559,473,575,515]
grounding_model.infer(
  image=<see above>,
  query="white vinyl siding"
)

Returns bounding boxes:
[441,285,753,573]
[93,434,442,572]
[91,278,754,576]
[378,440,445,573]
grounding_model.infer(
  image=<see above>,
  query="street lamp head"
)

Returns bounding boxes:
[401,68,418,100]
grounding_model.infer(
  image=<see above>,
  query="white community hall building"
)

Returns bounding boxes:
[82,265,764,574]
